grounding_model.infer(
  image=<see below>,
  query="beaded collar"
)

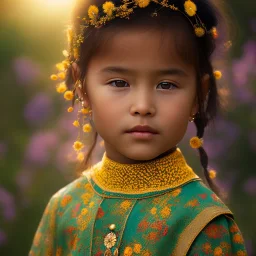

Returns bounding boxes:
[86,147,201,196]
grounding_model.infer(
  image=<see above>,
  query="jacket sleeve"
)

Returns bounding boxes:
[187,214,248,256]
[29,193,60,256]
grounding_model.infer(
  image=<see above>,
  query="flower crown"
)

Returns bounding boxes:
[72,0,218,60]
[50,0,223,158]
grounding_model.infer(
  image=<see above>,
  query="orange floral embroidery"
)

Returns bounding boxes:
[230,224,239,233]
[138,219,150,232]
[204,223,227,239]
[160,206,171,218]
[237,250,247,256]
[150,207,157,215]
[61,195,72,207]
[151,220,163,231]
[147,231,159,241]
[220,241,231,250]
[202,242,212,253]
[233,233,244,244]
[142,250,152,256]
[121,200,132,210]
[213,247,223,256]
[186,199,199,207]
[170,188,182,197]
[124,246,133,256]
[199,193,207,199]
[133,243,142,253]
[96,207,104,219]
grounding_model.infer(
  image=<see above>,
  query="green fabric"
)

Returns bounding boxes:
[29,175,248,255]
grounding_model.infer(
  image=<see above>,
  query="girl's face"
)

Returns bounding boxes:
[82,25,202,164]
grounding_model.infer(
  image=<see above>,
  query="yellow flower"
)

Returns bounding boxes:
[62,60,70,69]
[83,124,92,133]
[195,27,205,37]
[209,169,217,179]
[88,5,99,20]
[50,74,58,80]
[67,27,73,42]
[214,70,222,80]
[211,27,218,39]
[80,108,89,114]
[190,136,203,149]
[103,1,115,16]
[64,90,74,101]
[160,206,171,218]
[73,141,84,151]
[124,246,133,256]
[133,243,142,253]
[184,0,197,16]
[56,62,65,71]
[150,207,157,215]
[58,72,66,80]
[73,120,80,127]
[67,107,74,113]
[73,48,79,59]
[135,0,150,8]
[56,82,67,93]
[77,152,84,162]
[62,50,69,57]
[213,247,223,256]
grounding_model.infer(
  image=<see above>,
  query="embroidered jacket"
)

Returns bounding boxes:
[29,148,248,256]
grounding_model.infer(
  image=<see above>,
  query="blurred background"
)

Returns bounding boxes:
[0,0,255,255]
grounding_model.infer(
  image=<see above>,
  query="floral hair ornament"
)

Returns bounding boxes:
[50,0,223,158]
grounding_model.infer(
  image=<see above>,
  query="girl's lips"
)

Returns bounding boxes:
[126,131,158,139]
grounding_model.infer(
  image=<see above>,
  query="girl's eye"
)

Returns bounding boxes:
[108,80,129,88]
[108,80,177,90]
[157,82,178,90]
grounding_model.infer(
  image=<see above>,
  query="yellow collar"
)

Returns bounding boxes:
[89,147,200,195]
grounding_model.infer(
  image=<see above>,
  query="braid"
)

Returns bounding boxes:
[194,116,225,200]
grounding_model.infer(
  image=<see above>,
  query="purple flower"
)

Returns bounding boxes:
[243,177,256,196]
[232,40,256,104]
[204,119,240,159]
[13,57,41,85]
[0,187,16,222]
[15,168,33,192]
[24,93,53,125]
[24,131,59,166]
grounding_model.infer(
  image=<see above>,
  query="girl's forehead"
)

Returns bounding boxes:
[89,25,195,72]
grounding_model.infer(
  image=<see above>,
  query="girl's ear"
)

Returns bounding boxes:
[71,62,90,109]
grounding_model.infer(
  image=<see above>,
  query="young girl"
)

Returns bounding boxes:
[29,0,248,255]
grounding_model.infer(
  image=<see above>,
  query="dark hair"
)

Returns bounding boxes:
[66,0,229,199]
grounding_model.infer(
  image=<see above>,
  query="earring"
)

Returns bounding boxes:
[189,116,195,122]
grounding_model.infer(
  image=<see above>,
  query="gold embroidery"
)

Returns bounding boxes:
[173,206,233,256]
[87,148,200,194]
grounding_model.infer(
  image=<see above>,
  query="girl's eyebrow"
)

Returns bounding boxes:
[99,66,188,77]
